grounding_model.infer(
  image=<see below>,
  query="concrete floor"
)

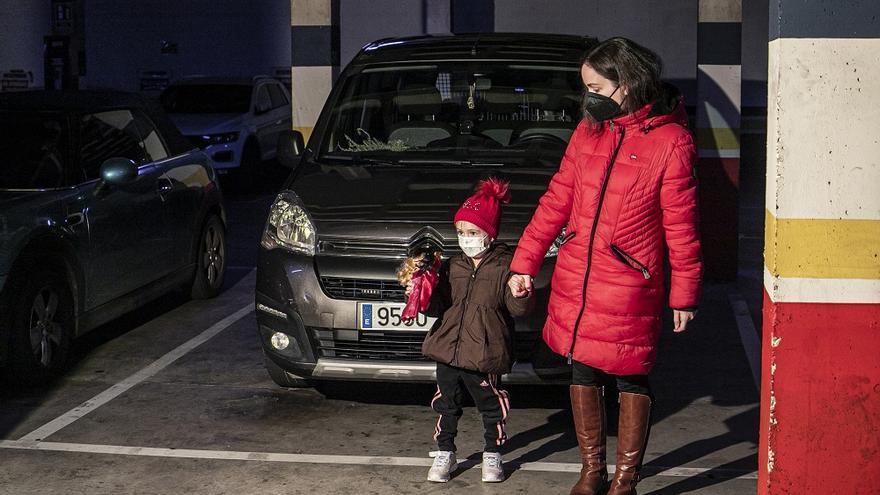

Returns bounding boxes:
[0,182,761,495]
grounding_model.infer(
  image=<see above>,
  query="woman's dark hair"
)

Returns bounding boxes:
[581,37,663,117]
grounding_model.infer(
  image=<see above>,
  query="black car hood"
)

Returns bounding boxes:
[291,161,558,241]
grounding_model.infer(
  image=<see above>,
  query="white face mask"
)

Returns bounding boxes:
[458,234,490,258]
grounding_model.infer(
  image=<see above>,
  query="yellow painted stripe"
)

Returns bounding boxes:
[696,127,740,151]
[293,126,313,145]
[765,209,880,279]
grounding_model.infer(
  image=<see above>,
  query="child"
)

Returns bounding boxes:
[403,178,533,483]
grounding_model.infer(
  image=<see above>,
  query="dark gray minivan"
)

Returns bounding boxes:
[257,34,597,386]
[0,90,226,384]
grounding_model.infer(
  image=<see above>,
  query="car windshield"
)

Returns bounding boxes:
[318,62,584,163]
[0,111,68,190]
[160,84,252,114]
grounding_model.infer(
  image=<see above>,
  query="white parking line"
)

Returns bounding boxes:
[727,292,762,390]
[0,440,758,480]
[18,304,255,443]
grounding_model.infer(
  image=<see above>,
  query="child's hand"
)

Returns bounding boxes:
[508,274,532,298]
[404,280,415,297]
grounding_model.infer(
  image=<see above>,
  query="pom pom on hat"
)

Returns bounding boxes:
[453,178,511,238]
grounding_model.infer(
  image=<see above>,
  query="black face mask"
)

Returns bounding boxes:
[582,86,623,122]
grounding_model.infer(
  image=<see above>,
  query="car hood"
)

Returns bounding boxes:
[167,113,244,135]
[291,161,559,243]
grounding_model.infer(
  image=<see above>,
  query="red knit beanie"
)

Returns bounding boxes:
[453,178,510,238]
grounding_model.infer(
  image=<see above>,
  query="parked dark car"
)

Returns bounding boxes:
[257,33,597,387]
[0,90,227,384]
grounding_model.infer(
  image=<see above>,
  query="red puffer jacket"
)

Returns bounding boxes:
[511,91,702,376]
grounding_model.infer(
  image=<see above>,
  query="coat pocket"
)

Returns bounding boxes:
[610,244,651,279]
[559,230,577,245]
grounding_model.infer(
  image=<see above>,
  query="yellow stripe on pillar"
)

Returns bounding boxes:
[764,209,880,280]
[696,127,740,151]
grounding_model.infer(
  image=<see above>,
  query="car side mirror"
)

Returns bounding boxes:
[99,157,139,185]
[276,130,304,169]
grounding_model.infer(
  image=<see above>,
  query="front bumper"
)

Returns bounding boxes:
[186,138,243,170]
[255,247,568,384]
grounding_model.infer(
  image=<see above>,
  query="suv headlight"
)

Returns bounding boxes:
[204,131,240,144]
[261,192,316,255]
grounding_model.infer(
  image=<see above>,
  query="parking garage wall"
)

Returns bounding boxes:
[0,0,50,90]
[493,0,699,102]
[83,0,291,92]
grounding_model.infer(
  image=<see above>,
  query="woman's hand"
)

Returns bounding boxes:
[508,274,533,298]
[673,309,695,333]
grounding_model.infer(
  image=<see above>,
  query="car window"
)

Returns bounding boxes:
[255,85,272,113]
[79,110,148,181]
[132,110,169,162]
[0,111,68,190]
[159,84,252,114]
[267,83,289,109]
[319,62,583,161]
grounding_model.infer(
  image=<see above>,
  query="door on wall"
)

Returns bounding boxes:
[43,35,77,90]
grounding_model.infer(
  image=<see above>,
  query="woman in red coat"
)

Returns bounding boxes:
[508,38,702,495]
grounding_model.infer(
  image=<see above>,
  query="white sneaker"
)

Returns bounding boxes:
[481,452,504,482]
[427,450,457,482]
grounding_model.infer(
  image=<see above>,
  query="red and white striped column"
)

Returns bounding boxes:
[759,2,880,492]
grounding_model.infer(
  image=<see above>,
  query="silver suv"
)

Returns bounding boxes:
[256,33,597,386]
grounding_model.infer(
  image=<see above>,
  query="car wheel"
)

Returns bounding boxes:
[263,352,311,388]
[8,269,74,384]
[190,214,226,299]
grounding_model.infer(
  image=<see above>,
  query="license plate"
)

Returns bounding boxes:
[358,302,436,331]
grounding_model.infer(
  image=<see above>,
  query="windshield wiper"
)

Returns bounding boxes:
[319,153,403,167]
[400,158,505,167]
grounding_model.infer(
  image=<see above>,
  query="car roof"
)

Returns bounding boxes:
[353,33,598,65]
[0,89,154,112]
[0,89,194,156]
[168,76,281,87]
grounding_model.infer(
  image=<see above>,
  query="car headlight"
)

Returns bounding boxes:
[261,192,316,255]
[203,131,240,144]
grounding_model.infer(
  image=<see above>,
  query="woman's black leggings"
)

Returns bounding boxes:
[572,361,652,398]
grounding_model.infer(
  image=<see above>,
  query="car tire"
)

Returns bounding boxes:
[8,269,74,384]
[190,214,226,300]
[263,352,311,388]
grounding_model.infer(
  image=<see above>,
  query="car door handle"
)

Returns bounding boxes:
[156,178,174,201]
[65,212,85,227]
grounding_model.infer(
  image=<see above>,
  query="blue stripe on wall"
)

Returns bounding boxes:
[770,0,880,41]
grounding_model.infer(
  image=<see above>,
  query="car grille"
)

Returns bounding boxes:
[311,328,540,362]
[313,329,427,361]
[319,277,405,302]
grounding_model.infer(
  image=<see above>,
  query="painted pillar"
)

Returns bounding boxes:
[696,0,741,280]
[290,0,339,144]
[759,2,880,493]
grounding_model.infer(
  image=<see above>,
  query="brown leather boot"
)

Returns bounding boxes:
[570,385,608,495]
[607,392,652,495]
